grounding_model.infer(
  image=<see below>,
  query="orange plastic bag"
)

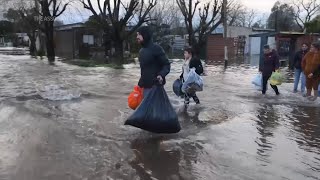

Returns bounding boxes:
[128,86,143,110]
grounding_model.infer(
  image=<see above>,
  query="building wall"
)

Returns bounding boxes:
[227,26,252,38]
[295,34,320,52]
[55,30,74,58]
[0,36,4,46]
[228,26,252,55]
[249,37,261,55]
[172,36,186,50]
[268,37,276,49]
[206,34,235,63]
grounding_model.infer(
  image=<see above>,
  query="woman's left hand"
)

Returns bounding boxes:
[157,75,163,84]
[308,73,313,78]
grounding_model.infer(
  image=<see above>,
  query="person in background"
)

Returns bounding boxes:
[259,44,280,95]
[302,42,320,101]
[180,47,203,105]
[293,43,308,94]
[136,26,171,98]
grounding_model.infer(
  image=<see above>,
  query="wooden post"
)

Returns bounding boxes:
[223,0,228,68]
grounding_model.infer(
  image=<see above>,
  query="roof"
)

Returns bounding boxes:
[212,26,253,34]
[212,27,224,34]
[55,23,84,31]
[279,31,304,35]
[249,31,307,37]
[249,32,276,37]
[252,28,275,32]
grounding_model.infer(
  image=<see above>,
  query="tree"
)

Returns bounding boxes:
[228,7,257,27]
[4,7,39,56]
[147,0,182,27]
[36,0,71,64]
[267,1,298,31]
[176,0,223,56]
[4,8,21,32]
[305,15,320,32]
[252,22,261,28]
[252,13,268,29]
[252,19,266,29]
[291,0,320,31]
[81,0,157,65]
[227,0,246,26]
[84,14,112,58]
[0,20,14,35]
[245,9,258,28]
[146,0,182,48]
[53,20,64,26]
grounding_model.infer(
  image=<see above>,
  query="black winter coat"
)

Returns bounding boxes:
[137,27,170,88]
[259,50,280,76]
[293,49,308,69]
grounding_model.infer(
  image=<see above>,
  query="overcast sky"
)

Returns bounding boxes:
[243,0,278,13]
[0,0,278,23]
[59,0,279,23]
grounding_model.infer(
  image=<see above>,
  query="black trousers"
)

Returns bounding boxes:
[184,92,200,104]
[262,74,279,94]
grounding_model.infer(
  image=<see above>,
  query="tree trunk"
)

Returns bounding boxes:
[45,21,55,64]
[113,39,124,65]
[28,31,37,57]
[104,28,111,63]
[192,42,201,57]
[187,28,193,46]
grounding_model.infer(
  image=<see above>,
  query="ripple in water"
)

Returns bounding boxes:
[36,84,81,101]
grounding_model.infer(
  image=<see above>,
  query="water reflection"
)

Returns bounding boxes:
[179,106,207,127]
[129,136,183,180]
[1,54,320,179]
[291,106,320,153]
[255,105,280,162]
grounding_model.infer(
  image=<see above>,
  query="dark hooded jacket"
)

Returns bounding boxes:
[259,49,280,76]
[137,26,171,88]
[293,49,308,69]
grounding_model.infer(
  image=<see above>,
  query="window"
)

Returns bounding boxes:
[83,35,94,45]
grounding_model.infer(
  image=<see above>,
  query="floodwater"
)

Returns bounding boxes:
[0,54,319,180]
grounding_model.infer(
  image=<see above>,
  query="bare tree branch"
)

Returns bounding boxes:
[49,0,54,7]
[292,0,320,31]
[81,0,98,17]
[129,0,157,35]
[97,0,104,16]
[82,0,158,62]
[55,2,69,17]
[177,0,223,54]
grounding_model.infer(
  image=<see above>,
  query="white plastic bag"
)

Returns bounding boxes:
[252,74,263,91]
[182,68,203,93]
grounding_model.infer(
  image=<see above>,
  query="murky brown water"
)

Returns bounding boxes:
[0,54,319,180]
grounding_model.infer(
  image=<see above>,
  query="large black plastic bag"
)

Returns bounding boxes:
[125,85,181,133]
[173,79,184,98]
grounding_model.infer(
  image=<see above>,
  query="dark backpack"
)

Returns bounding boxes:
[190,58,204,75]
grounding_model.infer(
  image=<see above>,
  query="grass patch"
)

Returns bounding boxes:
[63,59,124,69]
[95,63,124,69]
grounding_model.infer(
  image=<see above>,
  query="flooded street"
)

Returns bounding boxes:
[0,54,319,180]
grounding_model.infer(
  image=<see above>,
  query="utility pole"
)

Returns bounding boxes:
[223,0,228,68]
[274,8,278,32]
[34,0,44,58]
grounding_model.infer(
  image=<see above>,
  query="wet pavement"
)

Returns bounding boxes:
[0,54,319,180]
